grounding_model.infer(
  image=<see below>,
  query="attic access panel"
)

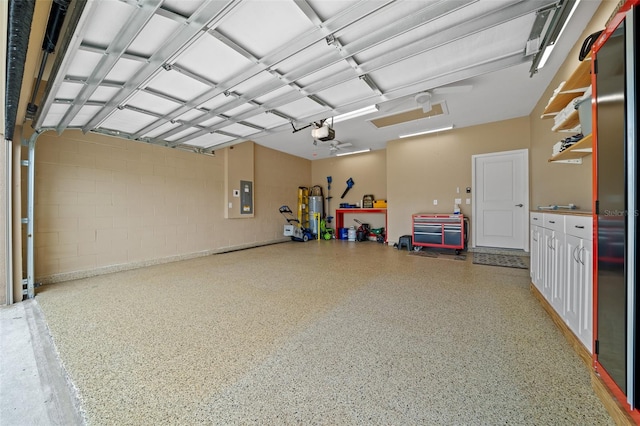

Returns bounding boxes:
[370,104,447,128]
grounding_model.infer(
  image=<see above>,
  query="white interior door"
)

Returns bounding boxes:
[472,149,528,249]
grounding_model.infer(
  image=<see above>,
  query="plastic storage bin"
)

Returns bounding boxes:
[576,96,592,135]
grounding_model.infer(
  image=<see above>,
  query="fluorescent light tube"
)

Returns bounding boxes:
[556,0,581,42]
[332,105,379,124]
[537,44,555,69]
[399,125,454,139]
[538,0,580,70]
[336,148,371,157]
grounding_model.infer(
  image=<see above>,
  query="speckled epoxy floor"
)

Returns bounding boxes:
[36,241,613,425]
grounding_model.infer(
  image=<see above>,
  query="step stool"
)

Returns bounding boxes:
[397,235,413,251]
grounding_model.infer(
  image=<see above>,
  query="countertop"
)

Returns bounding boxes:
[531,209,592,216]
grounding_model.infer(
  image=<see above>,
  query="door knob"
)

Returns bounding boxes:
[515,204,523,207]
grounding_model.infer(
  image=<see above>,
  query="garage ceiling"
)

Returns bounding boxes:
[31,0,601,160]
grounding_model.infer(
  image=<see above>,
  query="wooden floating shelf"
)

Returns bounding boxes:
[549,133,593,162]
[552,109,581,132]
[542,57,592,117]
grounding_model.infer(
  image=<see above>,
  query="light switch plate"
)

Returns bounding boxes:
[466,198,471,204]
[433,200,438,205]
[455,198,462,204]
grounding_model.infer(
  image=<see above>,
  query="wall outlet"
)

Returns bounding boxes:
[466,198,471,204]
[433,199,438,205]
[228,202,233,209]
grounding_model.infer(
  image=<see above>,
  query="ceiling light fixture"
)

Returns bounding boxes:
[555,0,581,42]
[538,0,581,70]
[537,44,555,69]
[399,125,454,139]
[332,105,379,124]
[336,148,371,157]
[530,0,581,75]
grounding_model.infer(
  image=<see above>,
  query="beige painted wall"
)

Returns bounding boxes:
[31,130,310,283]
[255,144,312,241]
[310,117,532,245]
[311,149,387,230]
[386,117,531,245]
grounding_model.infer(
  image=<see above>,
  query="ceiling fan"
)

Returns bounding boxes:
[328,141,353,155]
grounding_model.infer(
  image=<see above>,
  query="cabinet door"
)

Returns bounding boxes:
[550,231,566,316]
[530,225,543,290]
[578,239,593,353]
[565,234,581,334]
[530,226,537,281]
[542,228,555,301]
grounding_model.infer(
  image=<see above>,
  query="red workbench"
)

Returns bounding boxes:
[335,208,387,243]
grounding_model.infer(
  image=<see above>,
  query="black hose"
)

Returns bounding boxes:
[579,30,603,61]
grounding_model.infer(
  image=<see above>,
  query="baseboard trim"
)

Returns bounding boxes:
[36,238,290,285]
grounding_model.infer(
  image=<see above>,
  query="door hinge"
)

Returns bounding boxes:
[595,339,599,355]
[595,200,599,215]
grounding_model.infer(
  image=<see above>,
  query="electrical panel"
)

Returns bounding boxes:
[240,180,253,215]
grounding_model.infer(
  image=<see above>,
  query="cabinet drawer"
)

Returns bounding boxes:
[531,212,543,224]
[565,215,592,240]
[543,213,564,231]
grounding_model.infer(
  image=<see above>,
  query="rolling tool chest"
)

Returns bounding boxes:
[412,214,467,254]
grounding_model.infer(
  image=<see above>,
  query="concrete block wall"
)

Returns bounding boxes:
[32,130,310,283]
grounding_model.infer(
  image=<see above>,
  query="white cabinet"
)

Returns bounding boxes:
[530,212,593,353]
[565,215,593,352]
